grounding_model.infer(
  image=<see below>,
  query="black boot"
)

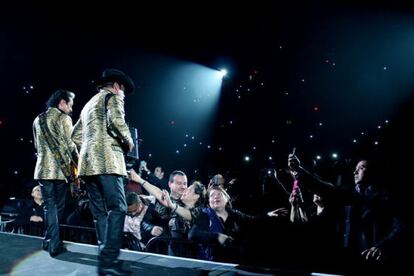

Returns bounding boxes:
[49,242,67,257]
[42,240,49,251]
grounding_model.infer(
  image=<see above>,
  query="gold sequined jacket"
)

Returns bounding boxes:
[33,107,78,181]
[72,89,132,177]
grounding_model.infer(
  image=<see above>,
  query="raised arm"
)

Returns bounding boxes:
[129,169,164,203]
[161,190,192,221]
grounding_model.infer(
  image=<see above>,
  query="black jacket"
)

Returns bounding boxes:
[14,199,45,236]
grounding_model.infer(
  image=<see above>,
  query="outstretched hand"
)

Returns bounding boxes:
[361,246,382,261]
[128,169,142,184]
[267,208,289,217]
[160,189,174,209]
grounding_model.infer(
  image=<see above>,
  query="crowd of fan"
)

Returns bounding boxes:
[4,155,409,274]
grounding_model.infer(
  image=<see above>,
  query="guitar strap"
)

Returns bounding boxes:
[38,112,75,183]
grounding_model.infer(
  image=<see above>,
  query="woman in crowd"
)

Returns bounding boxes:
[188,185,287,262]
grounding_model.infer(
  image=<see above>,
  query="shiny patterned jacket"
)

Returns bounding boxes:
[72,89,132,177]
[33,107,78,181]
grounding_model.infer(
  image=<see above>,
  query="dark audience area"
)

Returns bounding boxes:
[1,146,411,275]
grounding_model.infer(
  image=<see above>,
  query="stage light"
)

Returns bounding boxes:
[316,155,322,160]
[244,155,250,162]
[219,69,227,77]
[332,153,338,159]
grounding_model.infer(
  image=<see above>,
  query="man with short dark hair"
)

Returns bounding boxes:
[141,162,168,191]
[289,156,403,272]
[33,89,78,256]
[123,192,163,251]
[72,69,134,275]
[156,170,190,256]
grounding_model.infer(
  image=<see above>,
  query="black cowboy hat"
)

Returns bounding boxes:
[96,68,135,94]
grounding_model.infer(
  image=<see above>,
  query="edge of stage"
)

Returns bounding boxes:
[0,232,342,276]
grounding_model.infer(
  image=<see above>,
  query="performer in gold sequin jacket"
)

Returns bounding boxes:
[71,88,132,177]
[71,69,134,275]
[33,105,78,181]
[32,89,78,257]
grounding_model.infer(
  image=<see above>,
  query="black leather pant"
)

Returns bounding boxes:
[84,175,127,265]
[39,180,67,253]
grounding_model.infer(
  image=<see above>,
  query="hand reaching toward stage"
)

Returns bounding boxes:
[361,246,382,261]
[129,169,174,213]
[161,190,174,209]
[128,169,142,184]
[267,208,289,217]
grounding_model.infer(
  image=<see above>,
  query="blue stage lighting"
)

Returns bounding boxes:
[219,69,227,77]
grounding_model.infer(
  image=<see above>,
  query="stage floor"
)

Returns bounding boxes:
[0,232,340,275]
